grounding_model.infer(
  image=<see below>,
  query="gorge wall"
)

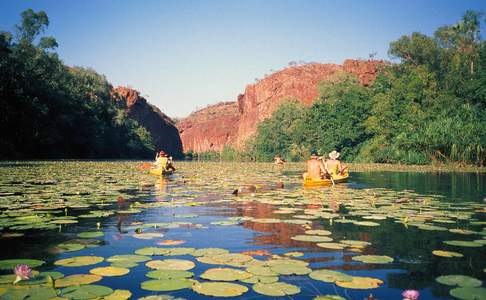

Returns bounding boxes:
[177,59,384,153]
[176,102,240,153]
[113,87,183,157]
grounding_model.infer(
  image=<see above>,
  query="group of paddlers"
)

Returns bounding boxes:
[151,148,346,182]
[275,150,348,180]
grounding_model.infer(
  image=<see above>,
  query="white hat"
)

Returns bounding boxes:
[329,150,340,160]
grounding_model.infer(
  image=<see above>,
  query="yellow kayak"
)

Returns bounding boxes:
[148,168,174,176]
[303,170,349,187]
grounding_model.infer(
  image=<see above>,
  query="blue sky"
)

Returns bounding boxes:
[1,0,485,117]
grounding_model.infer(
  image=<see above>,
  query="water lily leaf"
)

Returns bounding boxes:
[253,282,300,296]
[432,250,464,258]
[55,256,104,267]
[140,278,195,291]
[291,235,333,242]
[89,266,129,277]
[309,270,352,283]
[246,266,277,277]
[314,295,346,300]
[270,264,311,275]
[200,268,252,281]
[135,247,170,256]
[436,275,482,287]
[55,274,102,288]
[146,270,194,280]
[305,229,332,236]
[132,232,164,240]
[192,248,230,257]
[77,231,104,238]
[335,276,383,289]
[449,287,486,300]
[340,240,371,247]
[192,282,248,297]
[352,255,394,264]
[0,259,45,270]
[107,254,150,264]
[443,240,483,247]
[163,247,195,256]
[146,259,195,271]
[103,289,132,300]
[241,275,278,284]
[51,243,85,253]
[316,242,347,250]
[353,221,380,227]
[60,284,113,299]
[1,286,57,300]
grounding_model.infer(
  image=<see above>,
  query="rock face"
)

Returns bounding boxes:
[178,59,384,152]
[177,102,239,153]
[113,86,183,157]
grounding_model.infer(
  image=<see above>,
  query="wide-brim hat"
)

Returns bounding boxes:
[328,150,340,159]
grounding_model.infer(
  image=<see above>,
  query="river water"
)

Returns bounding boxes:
[0,161,484,299]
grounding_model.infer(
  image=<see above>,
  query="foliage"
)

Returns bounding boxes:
[0,9,154,159]
[248,11,486,166]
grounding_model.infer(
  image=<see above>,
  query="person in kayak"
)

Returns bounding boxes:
[303,151,327,179]
[154,151,169,169]
[274,154,285,165]
[324,150,348,176]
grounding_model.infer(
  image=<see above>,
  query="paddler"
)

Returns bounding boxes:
[154,150,169,170]
[324,150,348,176]
[302,151,327,180]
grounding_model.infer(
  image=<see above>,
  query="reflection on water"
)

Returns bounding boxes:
[0,161,484,300]
[351,171,486,202]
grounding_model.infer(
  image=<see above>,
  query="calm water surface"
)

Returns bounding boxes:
[0,161,484,300]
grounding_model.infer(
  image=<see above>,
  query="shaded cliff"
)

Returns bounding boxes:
[178,59,384,152]
[177,102,239,153]
[113,87,183,158]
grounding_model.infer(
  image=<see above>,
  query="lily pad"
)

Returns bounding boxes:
[432,250,464,258]
[192,248,229,257]
[291,235,333,242]
[352,255,394,264]
[309,270,353,283]
[55,274,102,288]
[89,266,129,277]
[335,276,383,289]
[146,270,194,280]
[316,242,347,250]
[192,282,248,297]
[200,268,252,281]
[436,275,482,287]
[443,240,483,247]
[60,284,113,299]
[253,282,300,296]
[450,287,486,300]
[141,278,195,291]
[314,295,346,300]
[104,289,132,300]
[77,231,104,238]
[0,259,45,270]
[305,229,332,236]
[146,259,195,271]
[241,275,278,284]
[55,256,104,267]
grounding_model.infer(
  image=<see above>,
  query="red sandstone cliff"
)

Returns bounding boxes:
[177,102,239,153]
[113,86,183,157]
[178,59,384,152]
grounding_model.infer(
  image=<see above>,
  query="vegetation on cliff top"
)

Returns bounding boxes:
[0,9,155,159]
[249,11,486,166]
